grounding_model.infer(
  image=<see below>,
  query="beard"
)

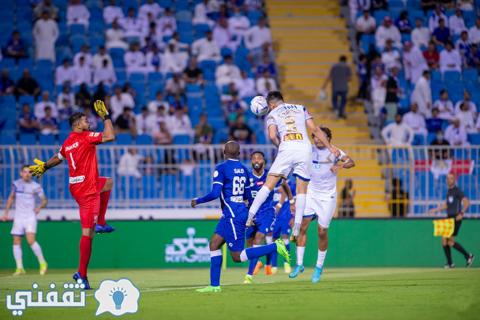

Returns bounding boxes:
[252,163,264,171]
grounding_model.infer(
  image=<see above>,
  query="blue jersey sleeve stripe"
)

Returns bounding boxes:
[213,181,223,185]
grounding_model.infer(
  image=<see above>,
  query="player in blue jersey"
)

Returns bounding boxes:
[191,141,290,293]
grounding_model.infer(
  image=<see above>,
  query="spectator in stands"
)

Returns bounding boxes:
[15,69,40,98]
[469,18,480,45]
[67,0,90,28]
[225,92,248,125]
[165,73,186,98]
[228,6,250,42]
[456,31,471,66]
[56,84,74,110]
[235,70,256,99]
[449,8,467,35]
[93,46,113,71]
[439,41,462,73]
[428,5,447,32]
[75,83,92,109]
[403,41,428,84]
[423,41,440,69]
[139,0,163,20]
[355,10,376,44]
[215,55,241,88]
[229,114,256,144]
[118,148,144,179]
[256,70,277,97]
[213,17,239,53]
[168,32,189,52]
[33,10,59,62]
[158,8,177,38]
[370,66,388,117]
[39,105,58,135]
[154,121,172,146]
[476,115,480,132]
[148,91,169,114]
[34,91,58,120]
[55,59,75,85]
[403,103,428,137]
[0,70,14,96]
[433,89,454,120]
[445,118,469,146]
[124,42,147,74]
[103,0,124,24]
[375,16,401,50]
[421,0,437,13]
[192,30,221,63]
[93,58,117,86]
[356,54,368,101]
[106,19,128,50]
[411,70,432,117]
[19,104,39,134]
[426,108,445,133]
[339,178,355,218]
[322,55,352,119]
[122,7,143,39]
[111,85,135,120]
[161,43,188,74]
[244,17,272,61]
[93,82,108,102]
[432,18,451,46]
[74,44,93,68]
[412,18,431,49]
[115,106,137,135]
[58,97,77,121]
[429,130,451,179]
[192,0,215,27]
[395,11,412,34]
[136,106,156,136]
[454,90,477,115]
[256,55,277,77]
[389,178,409,218]
[371,0,387,10]
[194,113,213,145]
[4,31,27,60]
[381,39,401,71]
[34,0,59,21]
[184,57,204,85]
[169,108,193,137]
[381,113,414,146]
[465,44,480,68]
[456,102,477,133]
[72,56,92,86]
[143,18,164,50]
[348,0,371,23]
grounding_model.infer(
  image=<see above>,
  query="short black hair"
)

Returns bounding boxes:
[69,112,86,127]
[21,164,29,171]
[320,127,332,141]
[250,150,266,160]
[339,55,347,62]
[266,91,283,104]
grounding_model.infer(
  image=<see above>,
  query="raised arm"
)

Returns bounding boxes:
[29,153,63,178]
[93,100,116,143]
[306,119,339,156]
[268,124,280,148]
[191,183,222,207]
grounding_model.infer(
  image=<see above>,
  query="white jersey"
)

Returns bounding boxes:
[266,103,312,152]
[308,146,346,199]
[12,179,45,220]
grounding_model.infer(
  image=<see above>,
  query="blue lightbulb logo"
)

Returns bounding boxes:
[110,287,127,310]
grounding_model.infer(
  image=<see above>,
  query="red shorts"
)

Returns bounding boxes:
[74,177,107,228]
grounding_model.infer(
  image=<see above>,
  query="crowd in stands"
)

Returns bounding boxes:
[351,0,480,148]
[0,0,275,147]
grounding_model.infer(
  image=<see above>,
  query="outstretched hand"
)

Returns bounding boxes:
[28,158,46,178]
[94,100,109,120]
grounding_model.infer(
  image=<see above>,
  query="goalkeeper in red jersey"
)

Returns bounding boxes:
[29,100,116,289]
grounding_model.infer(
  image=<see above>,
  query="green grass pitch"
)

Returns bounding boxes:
[1,268,479,320]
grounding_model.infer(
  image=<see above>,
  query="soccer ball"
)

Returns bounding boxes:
[250,96,269,116]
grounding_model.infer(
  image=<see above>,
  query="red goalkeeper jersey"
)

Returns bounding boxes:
[58,131,103,197]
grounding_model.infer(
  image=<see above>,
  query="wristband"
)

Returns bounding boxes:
[104,114,111,121]
[289,199,295,204]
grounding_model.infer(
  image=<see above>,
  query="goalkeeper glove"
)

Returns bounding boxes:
[93,100,109,120]
[29,158,47,178]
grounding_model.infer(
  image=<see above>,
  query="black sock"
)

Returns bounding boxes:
[453,242,470,260]
[443,245,452,265]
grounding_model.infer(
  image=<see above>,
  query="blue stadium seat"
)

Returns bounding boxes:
[444,71,461,83]
[148,72,163,83]
[116,133,133,145]
[0,134,16,145]
[19,133,37,145]
[468,133,480,145]
[463,69,478,82]
[136,134,153,145]
[129,72,145,83]
[194,24,210,37]
[247,10,263,25]
[0,95,16,107]
[172,135,191,144]
[39,134,57,145]
[69,24,86,35]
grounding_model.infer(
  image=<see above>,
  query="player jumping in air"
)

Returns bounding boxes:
[246,91,340,238]
[2,165,48,276]
[191,141,290,293]
[289,127,354,282]
[28,100,115,289]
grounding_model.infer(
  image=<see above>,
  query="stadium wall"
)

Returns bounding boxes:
[0,219,478,269]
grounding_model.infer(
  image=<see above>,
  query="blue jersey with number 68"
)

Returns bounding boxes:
[213,159,252,219]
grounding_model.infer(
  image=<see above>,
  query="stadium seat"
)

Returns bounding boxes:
[468,133,480,145]
[116,133,133,145]
[39,134,57,145]
[129,72,146,83]
[136,134,153,145]
[172,135,191,145]
[19,133,37,145]
[463,69,478,82]
[69,24,86,35]
[444,71,461,83]
[0,134,16,145]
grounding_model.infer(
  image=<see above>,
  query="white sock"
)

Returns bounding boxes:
[248,186,271,216]
[265,236,273,244]
[296,246,305,266]
[30,242,46,264]
[295,193,307,224]
[240,250,248,262]
[13,245,23,269]
[317,250,327,268]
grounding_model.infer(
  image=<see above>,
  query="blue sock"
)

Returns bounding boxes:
[286,243,290,252]
[247,258,258,275]
[210,251,222,287]
[245,243,276,260]
[266,253,272,266]
[271,249,278,267]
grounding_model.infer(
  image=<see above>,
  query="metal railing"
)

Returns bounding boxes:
[0,145,478,217]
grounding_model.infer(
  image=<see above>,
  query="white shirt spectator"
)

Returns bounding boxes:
[124,49,147,74]
[469,21,480,44]
[192,36,221,62]
[410,74,432,117]
[74,50,93,68]
[375,24,401,49]
[92,50,113,70]
[161,48,188,74]
[121,16,143,38]
[445,123,469,146]
[476,116,480,131]
[57,91,75,110]
[111,92,135,120]
[403,45,428,83]
[411,26,430,48]
[34,100,58,120]
[136,112,157,136]
[454,100,477,115]
[381,49,401,71]
[234,75,256,98]
[55,64,75,85]
[228,12,250,39]
[103,2,124,24]
[215,61,241,87]
[169,113,193,137]
[33,16,59,62]
[355,14,376,33]
[158,14,177,38]
[213,21,239,52]
[428,11,447,32]
[456,108,477,133]
[72,62,92,85]
[93,63,117,85]
[403,108,428,136]
[256,75,277,96]
[106,24,128,50]
[117,151,144,178]
[67,2,90,27]
[192,1,214,26]
[148,98,169,114]
[449,12,467,35]
[381,121,414,146]
[439,47,462,73]
[433,98,454,120]
[139,1,163,20]
[244,24,272,50]
[348,0,371,22]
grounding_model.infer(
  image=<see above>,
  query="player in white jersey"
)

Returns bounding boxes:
[2,165,48,276]
[289,127,355,283]
[246,91,340,238]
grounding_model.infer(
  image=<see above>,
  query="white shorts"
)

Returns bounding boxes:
[269,147,312,181]
[304,194,336,229]
[11,217,38,236]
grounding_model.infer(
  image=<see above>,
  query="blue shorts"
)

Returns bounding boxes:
[272,215,291,239]
[215,216,246,252]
